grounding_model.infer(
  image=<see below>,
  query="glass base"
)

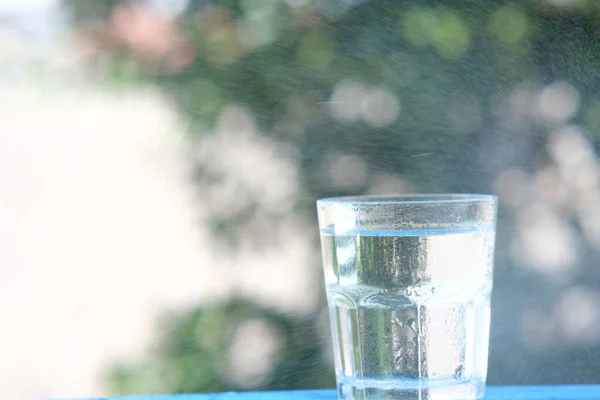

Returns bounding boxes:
[337,378,485,400]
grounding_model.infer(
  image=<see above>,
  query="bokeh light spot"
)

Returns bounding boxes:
[548,125,594,178]
[297,28,335,70]
[402,9,437,48]
[241,0,278,20]
[513,204,578,280]
[402,7,470,59]
[536,81,580,124]
[488,5,528,46]
[430,9,470,60]
[147,0,189,18]
[328,80,369,123]
[361,87,400,127]
[236,18,277,50]
[285,0,311,8]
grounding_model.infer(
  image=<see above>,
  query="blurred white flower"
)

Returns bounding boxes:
[228,319,281,388]
[194,105,319,316]
[235,216,320,316]
[198,106,299,214]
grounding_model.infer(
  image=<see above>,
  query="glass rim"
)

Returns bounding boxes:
[317,193,497,206]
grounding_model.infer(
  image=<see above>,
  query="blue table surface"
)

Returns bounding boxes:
[82,386,600,400]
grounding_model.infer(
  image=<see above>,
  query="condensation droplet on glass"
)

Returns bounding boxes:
[455,365,465,381]
[408,318,417,332]
[394,353,404,365]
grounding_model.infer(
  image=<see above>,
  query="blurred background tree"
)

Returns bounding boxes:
[61,0,600,394]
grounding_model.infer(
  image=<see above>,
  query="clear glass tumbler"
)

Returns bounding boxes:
[317,195,497,400]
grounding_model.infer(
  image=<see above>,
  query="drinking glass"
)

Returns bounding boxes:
[317,194,497,400]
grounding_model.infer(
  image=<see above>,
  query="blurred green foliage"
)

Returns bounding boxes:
[105,300,333,394]
[65,0,600,394]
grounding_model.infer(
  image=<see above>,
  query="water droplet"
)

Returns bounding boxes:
[394,354,404,364]
[392,316,404,326]
[408,318,417,332]
[455,365,465,380]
